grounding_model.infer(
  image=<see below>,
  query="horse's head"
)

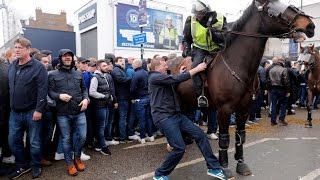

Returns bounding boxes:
[298,44,320,68]
[255,0,315,41]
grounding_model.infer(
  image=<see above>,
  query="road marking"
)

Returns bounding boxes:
[284,138,299,140]
[127,138,279,180]
[299,167,320,180]
[123,137,167,149]
[301,137,318,140]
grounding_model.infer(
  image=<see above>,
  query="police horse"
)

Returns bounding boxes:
[298,44,320,128]
[170,0,315,178]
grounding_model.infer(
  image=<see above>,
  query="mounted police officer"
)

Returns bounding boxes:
[182,0,227,107]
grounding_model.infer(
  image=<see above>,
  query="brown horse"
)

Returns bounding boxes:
[169,0,315,179]
[299,44,320,128]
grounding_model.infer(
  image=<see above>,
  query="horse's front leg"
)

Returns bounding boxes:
[234,113,252,175]
[305,88,313,128]
[218,111,234,179]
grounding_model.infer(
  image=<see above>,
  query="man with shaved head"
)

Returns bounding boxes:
[130,59,154,143]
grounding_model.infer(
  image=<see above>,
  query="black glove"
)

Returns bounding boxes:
[103,94,110,101]
[182,48,191,58]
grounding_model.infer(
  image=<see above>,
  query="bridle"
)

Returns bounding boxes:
[210,0,311,39]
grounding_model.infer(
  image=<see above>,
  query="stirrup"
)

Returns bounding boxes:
[197,95,208,107]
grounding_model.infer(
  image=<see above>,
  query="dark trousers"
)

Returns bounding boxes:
[0,106,11,158]
[154,114,221,176]
[191,47,209,95]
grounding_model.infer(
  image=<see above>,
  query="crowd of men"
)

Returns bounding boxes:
[0,36,319,180]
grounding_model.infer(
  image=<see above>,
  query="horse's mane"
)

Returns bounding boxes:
[226,1,256,47]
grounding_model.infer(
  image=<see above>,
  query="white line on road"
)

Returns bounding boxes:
[127,138,279,180]
[284,138,299,140]
[301,137,319,140]
[299,167,320,180]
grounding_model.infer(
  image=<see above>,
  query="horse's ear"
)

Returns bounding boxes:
[300,43,303,52]
[310,44,314,50]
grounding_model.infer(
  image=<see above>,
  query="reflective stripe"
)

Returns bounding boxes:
[191,13,224,52]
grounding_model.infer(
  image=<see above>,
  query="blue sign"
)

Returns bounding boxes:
[116,3,183,50]
[289,39,298,57]
[133,33,147,45]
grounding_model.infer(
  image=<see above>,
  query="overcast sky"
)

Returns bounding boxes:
[0,0,319,46]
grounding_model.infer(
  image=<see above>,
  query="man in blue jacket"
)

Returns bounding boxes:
[149,56,226,180]
[7,38,48,179]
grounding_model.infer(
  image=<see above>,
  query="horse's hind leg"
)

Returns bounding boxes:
[234,113,252,176]
[217,111,234,179]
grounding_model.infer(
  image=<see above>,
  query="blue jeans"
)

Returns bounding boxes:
[134,98,153,138]
[230,113,236,125]
[270,89,288,123]
[96,107,110,148]
[57,112,87,165]
[207,110,218,134]
[127,102,136,136]
[9,110,42,169]
[105,108,114,141]
[154,114,221,176]
[118,100,129,141]
[194,110,201,124]
[299,84,307,106]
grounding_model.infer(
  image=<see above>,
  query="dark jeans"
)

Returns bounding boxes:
[0,106,11,158]
[270,89,288,123]
[154,114,221,176]
[96,107,110,148]
[118,100,129,141]
[299,84,307,106]
[41,110,54,159]
[134,98,153,138]
[248,90,264,121]
[57,112,87,165]
[9,110,42,169]
[127,102,136,136]
[207,110,218,134]
[105,108,115,141]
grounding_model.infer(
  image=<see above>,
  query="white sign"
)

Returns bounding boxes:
[79,9,96,25]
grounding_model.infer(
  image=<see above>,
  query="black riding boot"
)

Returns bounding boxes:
[193,74,208,107]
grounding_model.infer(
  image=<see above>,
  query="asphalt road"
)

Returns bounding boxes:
[1,108,320,180]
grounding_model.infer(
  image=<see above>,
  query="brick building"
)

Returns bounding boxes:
[22,8,73,32]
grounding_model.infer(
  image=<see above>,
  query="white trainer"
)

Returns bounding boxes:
[207,133,218,140]
[106,139,120,146]
[128,135,140,140]
[80,152,90,161]
[139,138,146,144]
[54,152,64,161]
[146,136,155,142]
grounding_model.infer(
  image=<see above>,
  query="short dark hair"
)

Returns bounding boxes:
[96,59,107,67]
[114,56,123,63]
[33,53,47,61]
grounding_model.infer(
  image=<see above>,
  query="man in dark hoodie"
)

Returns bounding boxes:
[7,38,47,179]
[48,49,89,176]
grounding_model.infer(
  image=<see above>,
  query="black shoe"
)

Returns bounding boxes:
[8,166,31,179]
[31,167,42,179]
[305,120,312,128]
[0,167,8,176]
[278,120,288,126]
[287,111,295,115]
[101,147,111,156]
[271,122,278,126]
[197,96,208,107]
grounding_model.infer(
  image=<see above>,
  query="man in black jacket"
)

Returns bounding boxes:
[0,58,10,176]
[7,38,48,179]
[149,57,226,180]
[48,49,89,176]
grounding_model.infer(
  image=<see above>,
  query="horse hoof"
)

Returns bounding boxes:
[305,121,312,128]
[236,162,252,176]
[222,168,234,180]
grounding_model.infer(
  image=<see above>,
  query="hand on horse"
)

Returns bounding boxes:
[189,62,207,76]
[180,65,187,73]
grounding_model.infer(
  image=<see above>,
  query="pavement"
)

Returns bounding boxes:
[1,108,320,180]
